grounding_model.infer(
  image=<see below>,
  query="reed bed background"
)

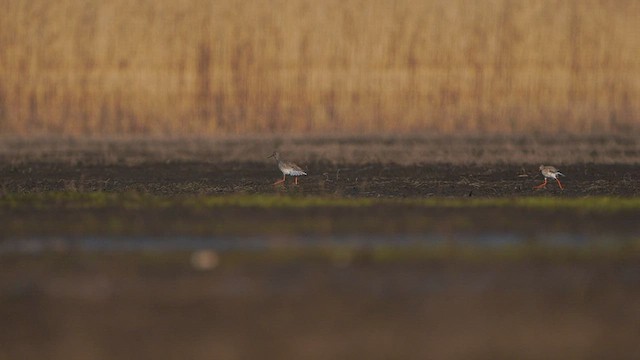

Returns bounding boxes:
[0,0,638,136]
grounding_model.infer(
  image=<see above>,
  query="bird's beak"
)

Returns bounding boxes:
[267,154,274,158]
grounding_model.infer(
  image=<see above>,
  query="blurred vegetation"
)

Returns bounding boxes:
[3,193,640,211]
[0,0,638,136]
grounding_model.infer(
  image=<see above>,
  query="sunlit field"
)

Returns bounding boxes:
[1,0,638,135]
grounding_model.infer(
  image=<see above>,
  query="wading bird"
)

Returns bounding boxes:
[268,151,307,185]
[534,165,565,190]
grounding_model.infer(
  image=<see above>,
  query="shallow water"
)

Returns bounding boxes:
[1,231,634,255]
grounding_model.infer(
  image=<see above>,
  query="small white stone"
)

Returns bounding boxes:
[190,250,220,270]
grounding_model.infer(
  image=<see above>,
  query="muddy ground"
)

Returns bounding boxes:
[1,135,638,197]
[1,136,639,359]
[1,161,639,197]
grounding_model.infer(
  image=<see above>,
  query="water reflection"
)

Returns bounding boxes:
[0,232,635,255]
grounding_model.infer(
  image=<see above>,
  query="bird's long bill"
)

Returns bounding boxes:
[267,153,274,158]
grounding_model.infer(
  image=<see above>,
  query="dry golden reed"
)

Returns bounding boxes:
[0,0,638,136]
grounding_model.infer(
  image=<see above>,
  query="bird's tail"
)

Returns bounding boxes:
[556,172,565,177]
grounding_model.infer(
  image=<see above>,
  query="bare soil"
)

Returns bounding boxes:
[1,135,638,197]
[1,161,639,197]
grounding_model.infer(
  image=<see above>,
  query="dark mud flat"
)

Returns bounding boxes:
[1,161,639,197]
[1,135,638,197]
[2,255,640,360]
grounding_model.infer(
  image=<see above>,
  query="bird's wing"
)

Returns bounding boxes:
[285,162,307,176]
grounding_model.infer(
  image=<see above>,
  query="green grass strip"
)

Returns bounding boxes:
[2,192,640,212]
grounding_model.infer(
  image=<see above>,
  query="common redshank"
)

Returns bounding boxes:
[533,165,565,190]
[268,151,307,185]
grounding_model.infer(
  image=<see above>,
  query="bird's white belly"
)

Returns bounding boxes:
[282,168,306,176]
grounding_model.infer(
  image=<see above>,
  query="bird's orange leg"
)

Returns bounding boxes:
[555,178,564,190]
[273,174,286,185]
[533,178,548,189]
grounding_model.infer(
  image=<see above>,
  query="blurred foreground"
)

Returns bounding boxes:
[2,253,640,359]
[1,194,640,359]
